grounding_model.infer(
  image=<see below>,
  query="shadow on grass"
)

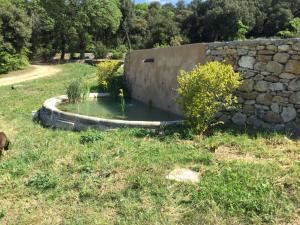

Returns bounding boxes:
[207,123,299,140]
[130,123,196,141]
[131,122,299,141]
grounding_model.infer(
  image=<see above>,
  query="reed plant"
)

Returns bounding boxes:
[66,78,90,103]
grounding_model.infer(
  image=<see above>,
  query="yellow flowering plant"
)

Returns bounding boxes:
[96,60,122,91]
[177,61,241,133]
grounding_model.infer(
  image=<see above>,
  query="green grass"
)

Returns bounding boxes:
[0,63,299,224]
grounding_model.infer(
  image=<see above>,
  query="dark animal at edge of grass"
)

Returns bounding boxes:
[0,132,10,156]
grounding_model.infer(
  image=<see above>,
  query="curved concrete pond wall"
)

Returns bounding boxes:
[39,93,183,131]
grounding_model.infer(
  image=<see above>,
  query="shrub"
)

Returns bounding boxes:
[35,45,56,62]
[177,61,241,133]
[66,79,90,103]
[97,60,122,90]
[278,17,300,38]
[94,42,109,59]
[0,47,29,74]
[170,35,183,46]
[111,45,128,59]
[154,43,170,48]
[234,20,249,41]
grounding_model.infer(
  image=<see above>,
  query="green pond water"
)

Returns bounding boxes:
[58,97,182,121]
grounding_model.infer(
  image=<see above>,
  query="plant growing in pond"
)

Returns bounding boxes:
[66,79,90,103]
[177,61,241,133]
[119,88,126,113]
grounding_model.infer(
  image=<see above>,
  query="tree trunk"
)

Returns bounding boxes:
[79,35,85,59]
[60,36,66,61]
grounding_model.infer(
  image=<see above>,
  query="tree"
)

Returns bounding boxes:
[86,0,121,45]
[185,0,272,42]
[127,6,150,49]
[263,1,293,37]
[35,0,121,60]
[118,0,135,50]
[175,0,192,43]
[278,17,300,38]
[0,0,31,73]
[147,2,180,47]
[28,0,56,61]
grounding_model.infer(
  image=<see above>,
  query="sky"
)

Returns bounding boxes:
[134,0,191,5]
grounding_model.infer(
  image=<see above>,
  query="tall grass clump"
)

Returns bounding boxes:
[66,78,90,103]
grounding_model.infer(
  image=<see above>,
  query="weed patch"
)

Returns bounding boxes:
[26,173,58,191]
[80,129,104,144]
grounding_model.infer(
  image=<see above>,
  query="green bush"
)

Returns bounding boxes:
[234,20,249,41]
[0,47,29,74]
[36,45,56,62]
[108,75,127,98]
[278,17,300,38]
[66,79,90,103]
[170,35,183,46]
[111,45,128,59]
[0,1,31,74]
[96,60,126,97]
[94,42,109,59]
[177,61,241,133]
[154,43,170,48]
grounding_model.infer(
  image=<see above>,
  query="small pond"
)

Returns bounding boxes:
[58,97,182,121]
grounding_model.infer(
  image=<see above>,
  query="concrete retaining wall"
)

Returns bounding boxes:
[125,43,207,116]
[125,38,300,131]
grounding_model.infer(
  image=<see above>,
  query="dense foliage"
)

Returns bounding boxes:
[1,0,300,73]
[278,18,300,38]
[0,0,31,73]
[177,62,241,132]
[96,61,125,97]
[66,79,90,103]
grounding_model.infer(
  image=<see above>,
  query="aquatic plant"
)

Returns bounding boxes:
[119,88,126,113]
[66,78,90,103]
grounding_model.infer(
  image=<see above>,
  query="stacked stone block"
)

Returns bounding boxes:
[206,39,300,131]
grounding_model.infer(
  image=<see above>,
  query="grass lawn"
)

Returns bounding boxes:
[0,63,299,225]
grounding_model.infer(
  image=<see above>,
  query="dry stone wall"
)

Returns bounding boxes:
[207,38,300,131]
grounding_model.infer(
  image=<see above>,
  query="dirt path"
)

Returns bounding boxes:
[0,65,61,86]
